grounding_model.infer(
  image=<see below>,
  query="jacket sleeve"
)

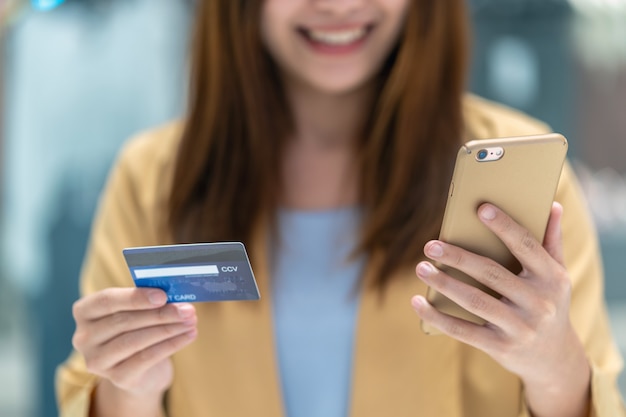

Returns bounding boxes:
[518,162,626,417]
[55,135,165,417]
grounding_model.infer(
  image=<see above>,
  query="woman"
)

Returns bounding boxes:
[57,1,625,416]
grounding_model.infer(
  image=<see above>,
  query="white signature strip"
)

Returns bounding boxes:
[134,265,219,279]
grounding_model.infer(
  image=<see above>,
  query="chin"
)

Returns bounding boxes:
[303,72,375,96]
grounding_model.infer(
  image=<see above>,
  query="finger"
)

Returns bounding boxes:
[86,319,197,373]
[109,329,198,389]
[74,287,168,322]
[423,240,533,307]
[81,303,196,346]
[411,295,500,352]
[415,261,518,328]
[477,203,553,275]
[542,202,565,266]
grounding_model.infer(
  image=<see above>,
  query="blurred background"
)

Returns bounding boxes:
[0,0,625,415]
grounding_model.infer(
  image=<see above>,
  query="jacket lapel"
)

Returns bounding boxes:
[350,254,463,417]
[169,226,286,417]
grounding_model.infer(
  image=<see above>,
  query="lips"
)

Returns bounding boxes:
[298,25,373,51]
[306,27,368,45]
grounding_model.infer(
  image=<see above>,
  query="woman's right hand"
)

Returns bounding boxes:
[71,287,197,410]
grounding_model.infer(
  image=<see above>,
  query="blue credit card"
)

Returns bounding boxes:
[123,242,260,303]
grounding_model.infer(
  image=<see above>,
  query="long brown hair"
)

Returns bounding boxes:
[168,1,469,288]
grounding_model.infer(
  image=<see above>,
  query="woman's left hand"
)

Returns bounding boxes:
[412,202,591,417]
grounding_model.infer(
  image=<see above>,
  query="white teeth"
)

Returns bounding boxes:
[307,28,367,45]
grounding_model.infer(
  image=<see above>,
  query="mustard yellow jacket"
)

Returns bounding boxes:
[56,96,626,417]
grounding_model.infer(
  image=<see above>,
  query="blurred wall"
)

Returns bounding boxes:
[1,1,191,416]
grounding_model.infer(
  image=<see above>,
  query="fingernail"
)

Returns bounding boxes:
[177,304,194,319]
[480,205,497,221]
[426,242,444,258]
[417,262,435,277]
[148,290,166,305]
[411,296,427,310]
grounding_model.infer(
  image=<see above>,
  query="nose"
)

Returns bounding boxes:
[312,0,365,16]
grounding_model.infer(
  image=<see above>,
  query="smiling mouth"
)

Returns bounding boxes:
[299,26,372,47]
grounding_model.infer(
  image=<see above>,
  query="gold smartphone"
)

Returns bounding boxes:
[422,133,568,334]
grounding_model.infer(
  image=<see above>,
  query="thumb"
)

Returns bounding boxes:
[543,202,565,265]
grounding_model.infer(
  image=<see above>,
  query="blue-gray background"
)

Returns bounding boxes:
[1,1,625,416]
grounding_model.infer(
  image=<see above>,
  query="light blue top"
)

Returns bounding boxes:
[272,208,364,417]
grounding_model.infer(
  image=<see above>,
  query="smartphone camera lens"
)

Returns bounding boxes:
[477,149,488,160]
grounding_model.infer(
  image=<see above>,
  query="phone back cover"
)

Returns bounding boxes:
[424,133,568,332]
